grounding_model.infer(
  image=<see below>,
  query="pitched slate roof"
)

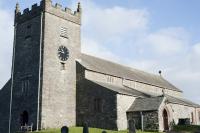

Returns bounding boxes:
[89,80,150,97]
[166,95,200,108]
[127,96,164,112]
[78,54,182,92]
[127,95,200,112]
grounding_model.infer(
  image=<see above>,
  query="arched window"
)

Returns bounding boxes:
[20,111,29,126]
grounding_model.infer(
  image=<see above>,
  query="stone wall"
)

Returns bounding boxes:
[196,108,200,125]
[169,104,197,124]
[85,70,123,86]
[76,78,118,130]
[15,0,81,25]
[8,0,81,131]
[127,112,141,129]
[10,14,42,133]
[143,111,159,131]
[117,94,135,130]
[85,69,182,98]
[40,4,81,129]
[127,111,159,131]
[158,99,198,131]
[0,80,11,133]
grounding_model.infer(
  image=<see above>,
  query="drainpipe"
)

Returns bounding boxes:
[8,22,17,133]
[140,111,144,131]
[36,11,44,131]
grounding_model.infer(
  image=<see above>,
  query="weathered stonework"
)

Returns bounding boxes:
[84,69,183,98]
[3,0,81,132]
[0,80,11,132]
[40,5,81,129]
[76,78,118,130]
[117,94,135,130]
[158,98,200,131]
[10,14,42,132]
[143,111,159,131]
[127,111,159,131]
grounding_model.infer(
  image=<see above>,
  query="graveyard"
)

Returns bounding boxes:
[25,127,157,133]
[17,125,200,133]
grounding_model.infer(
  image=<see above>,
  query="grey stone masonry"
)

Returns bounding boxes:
[15,0,81,25]
[76,78,118,130]
[39,0,81,129]
[0,80,11,133]
[127,111,159,131]
[10,14,42,133]
[76,63,118,130]
[8,0,82,132]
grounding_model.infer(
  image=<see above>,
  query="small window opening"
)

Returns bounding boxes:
[94,98,103,113]
[25,35,31,40]
[21,79,29,94]
[61,62,65,70]
[27,25,31,29]
[60,27,68,38]
[107,76,114,83]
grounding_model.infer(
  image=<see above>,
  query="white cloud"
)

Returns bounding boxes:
[82,38,120,62]
[84,6,148,34]
[80,0,149,41]
[192,43,200,55]
[145,27,189,55]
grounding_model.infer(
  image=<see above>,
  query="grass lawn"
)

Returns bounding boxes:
[30,127,158,133]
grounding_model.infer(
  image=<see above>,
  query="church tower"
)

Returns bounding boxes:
[10,0,81,132]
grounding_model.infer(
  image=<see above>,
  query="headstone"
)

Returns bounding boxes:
[83,122,89,133]
[128,119,136,133]
[102,131,107,133]
[61,126,69,133]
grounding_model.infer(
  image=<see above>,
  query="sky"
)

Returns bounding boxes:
[0,0,200,104]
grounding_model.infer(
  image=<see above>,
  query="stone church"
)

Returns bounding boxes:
[0,0,200,132]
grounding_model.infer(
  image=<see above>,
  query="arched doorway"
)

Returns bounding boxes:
[163,109,169,131]
[20,111,29,126]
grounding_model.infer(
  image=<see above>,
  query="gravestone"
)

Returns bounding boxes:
[83,122,89,133]
[61,126,69,133]
[102,131,107,133]
[128,119,136,133]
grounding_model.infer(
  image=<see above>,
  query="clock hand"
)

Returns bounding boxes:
[61,49,65,53]
[58,50,65,54]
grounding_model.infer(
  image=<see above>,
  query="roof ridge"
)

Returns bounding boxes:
[80,53,182,92]
[81,53,161,78]
[165,95,200,107]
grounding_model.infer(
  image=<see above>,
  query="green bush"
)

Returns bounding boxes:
[173,125,200,132]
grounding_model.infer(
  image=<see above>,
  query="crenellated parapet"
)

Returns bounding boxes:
[15,0,82,25]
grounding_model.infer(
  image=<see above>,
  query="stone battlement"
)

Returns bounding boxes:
[15,0,81,24]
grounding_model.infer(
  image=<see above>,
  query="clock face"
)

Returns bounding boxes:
[57,45,69,61]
